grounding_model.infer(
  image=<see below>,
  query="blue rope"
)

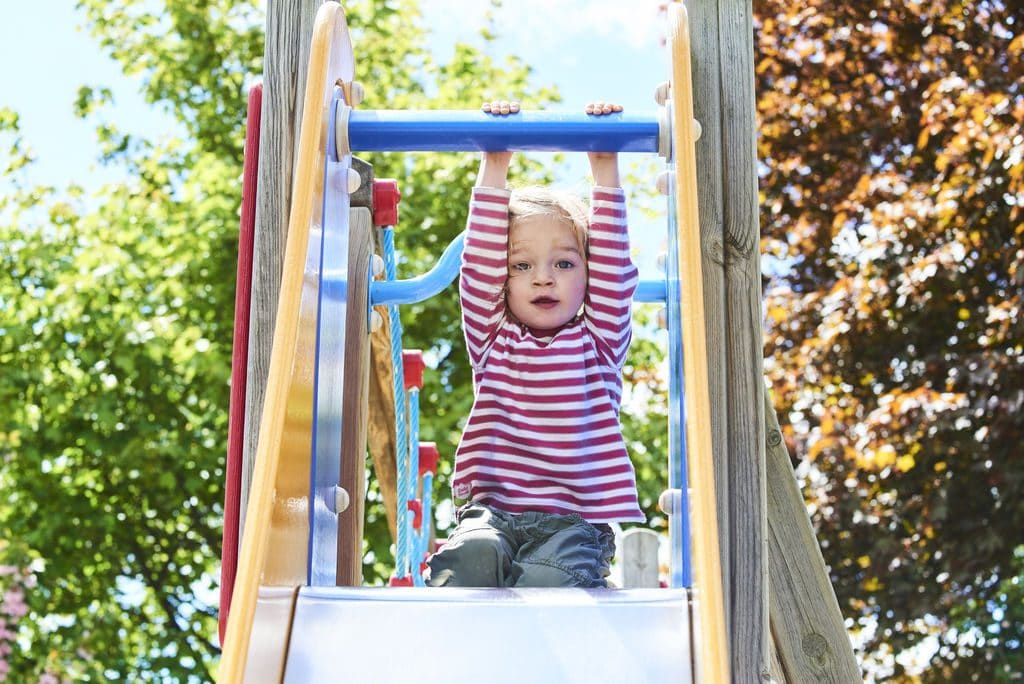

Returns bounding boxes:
[383,227,410,579]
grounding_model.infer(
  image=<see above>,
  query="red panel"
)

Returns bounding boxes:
[219,82,262,646]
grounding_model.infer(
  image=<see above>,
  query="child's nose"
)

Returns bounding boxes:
[533,266,555,285]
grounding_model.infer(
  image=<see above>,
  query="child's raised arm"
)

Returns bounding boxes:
[476,100,519,188]
[459,101,522,369]
[581,102,635,369]
[585,102,623,188]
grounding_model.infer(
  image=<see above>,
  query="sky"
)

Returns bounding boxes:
[1,1,668,185]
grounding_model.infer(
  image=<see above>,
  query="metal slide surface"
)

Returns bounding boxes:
[283,587,692,683]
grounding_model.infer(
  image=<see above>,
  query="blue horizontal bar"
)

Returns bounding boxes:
[637,279,667,303]
[372,232,467,306]
[370,233,666,306]
[348,110,661,153]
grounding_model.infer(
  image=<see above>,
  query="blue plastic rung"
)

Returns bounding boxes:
[370,232,667,307]
[347,109,662,153]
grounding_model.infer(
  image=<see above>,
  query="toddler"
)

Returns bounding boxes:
[425,101,643,588]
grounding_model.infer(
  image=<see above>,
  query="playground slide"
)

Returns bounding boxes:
[282,587,692,682]
[220,3,722,682]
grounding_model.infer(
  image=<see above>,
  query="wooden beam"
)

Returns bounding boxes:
[349,158,399,542]
[367,292,400,541]
[668,4,731,681]
[337,207,372,585]
[765,390,863,682]
[687,0,769,677]
[239,0,321,542]
[717,0,771,678]
[685,0,732,642]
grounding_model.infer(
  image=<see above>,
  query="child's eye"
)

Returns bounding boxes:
[556,260,575,269]
[511,262,531,272]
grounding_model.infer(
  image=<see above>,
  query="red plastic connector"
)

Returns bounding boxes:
[407,499,423,530]
[403,350,425,391]
[388,575,414,587]
[373,179,401,227]
[419,442,439,477]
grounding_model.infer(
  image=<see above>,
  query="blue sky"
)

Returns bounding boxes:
[1,1,669,269]
[2,1,666,182]
[0,4,176,190]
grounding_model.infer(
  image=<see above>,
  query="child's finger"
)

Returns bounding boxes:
[482,100,520,116]
[585,102,624,116]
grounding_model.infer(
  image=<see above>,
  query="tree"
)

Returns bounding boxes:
[2,2,669,680]
[754,0,1023,679]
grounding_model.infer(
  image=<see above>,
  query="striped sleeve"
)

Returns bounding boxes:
[460,187,512,369]
[583,186,638,368]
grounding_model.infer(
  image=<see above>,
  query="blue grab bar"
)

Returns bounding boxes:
[370,232,666,306]
[346,110,663,153]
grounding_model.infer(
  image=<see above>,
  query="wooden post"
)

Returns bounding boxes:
[337,207,372,585]
[621,528,661,589]
[668,5,731,679]
[352,159,400,542]
[367,277,400,540]
[238,0,321,539]
[687,0,769,678]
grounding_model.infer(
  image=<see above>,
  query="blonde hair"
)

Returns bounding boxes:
[508,186,590,253]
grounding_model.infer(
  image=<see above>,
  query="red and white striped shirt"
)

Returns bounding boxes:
[453,186,644,523]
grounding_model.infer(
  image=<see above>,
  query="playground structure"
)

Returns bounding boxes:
[218,1,862,682]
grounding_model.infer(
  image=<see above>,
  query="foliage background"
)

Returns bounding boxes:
[0,0,1020,681]
[755,0,1023,679]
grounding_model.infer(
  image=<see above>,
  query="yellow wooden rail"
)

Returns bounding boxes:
[218,3,354,681]
[668,3,731,682]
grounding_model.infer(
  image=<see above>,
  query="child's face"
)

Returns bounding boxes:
[506,214,587,334]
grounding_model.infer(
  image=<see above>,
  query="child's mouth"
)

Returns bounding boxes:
[531,296,558,308]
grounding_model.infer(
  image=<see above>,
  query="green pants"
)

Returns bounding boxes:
[425,503,616,588]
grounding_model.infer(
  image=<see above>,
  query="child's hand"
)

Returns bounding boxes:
[584,102,623,116]
[476,102,519,188]
[585,102,623,187]
[482,100,521,116]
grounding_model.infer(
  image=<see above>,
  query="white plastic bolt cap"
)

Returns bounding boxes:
[371,254,385,278]
[335,486,351,513]
[655,170,674,196]
[654,81,670,106]
[658,488,683,516]
[370,310,384,333]
[347,168,362,194]
[349,81,365,106]
[693,119,702,141]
